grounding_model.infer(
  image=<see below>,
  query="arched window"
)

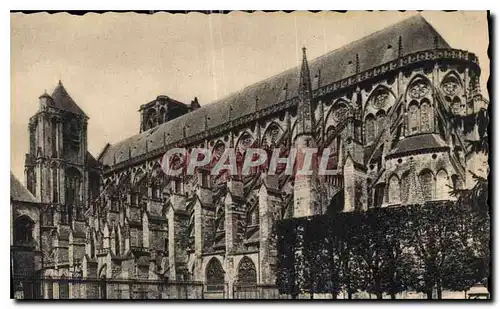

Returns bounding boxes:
[329,102,349,128]
[90,233,95,258]
[365,114,375,144]
[237,256,257,284]
[419,169,435,201]
[420,99,433,132]
[51,117,58,157]
[436,169,450,200]
[400,172,410,204]
[26,168,36,196]
[65,167,82,223]
[146,109,157,130]
[376,110,386,137]
[206,258,225,291]
[159,107,166,123]
[114,229,120,256]
[373,184,385,208]
[388,175,401,204]
[52,167,58,203]
[14,215,34,246]
[59,274,69,299]
[408,102,420,134]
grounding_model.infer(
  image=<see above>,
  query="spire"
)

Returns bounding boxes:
[297,47,315,137]
[299,47,312,95]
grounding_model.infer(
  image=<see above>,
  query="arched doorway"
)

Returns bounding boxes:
[204,258,225,299]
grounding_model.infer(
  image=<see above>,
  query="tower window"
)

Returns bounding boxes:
[52,167,58,203]
[51,118,58,157]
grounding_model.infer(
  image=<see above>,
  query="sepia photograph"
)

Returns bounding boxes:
[10,10,490,300]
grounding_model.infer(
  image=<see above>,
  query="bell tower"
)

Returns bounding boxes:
[25,81,89,226]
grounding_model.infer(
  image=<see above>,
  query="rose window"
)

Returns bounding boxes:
[409,80,430,99]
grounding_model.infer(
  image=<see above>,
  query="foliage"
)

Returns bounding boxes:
[276,199,490,299]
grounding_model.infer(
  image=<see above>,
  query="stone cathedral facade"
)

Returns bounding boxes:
[12,15,488,299]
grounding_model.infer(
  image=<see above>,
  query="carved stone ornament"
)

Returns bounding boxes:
[409,80,430,99]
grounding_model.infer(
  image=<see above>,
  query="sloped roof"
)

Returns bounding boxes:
[388,133,448,157]
[10,172,38,203]
[100,15,450,167]
[51,81,87,117]
[86,151,99,169]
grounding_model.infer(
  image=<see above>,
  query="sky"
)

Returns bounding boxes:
[10,11,489,182]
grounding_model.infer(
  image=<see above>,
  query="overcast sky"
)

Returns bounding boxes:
[10,11,489,182]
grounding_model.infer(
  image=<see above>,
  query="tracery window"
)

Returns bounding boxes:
[365,114,375,144]
[237,257,257,284]
[206,258,225,288]
[409,80,430,99]
[419,169,435,201]
[330,103,349,127]
[376,110,386,137]
[420,100,433,132]
[388,175,401,204]
[441,76,460,96]
[408,103,420,134]
[373,91,389,109]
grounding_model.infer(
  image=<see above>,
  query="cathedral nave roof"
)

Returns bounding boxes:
[100,15,450,168]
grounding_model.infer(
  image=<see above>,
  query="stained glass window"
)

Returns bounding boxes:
[436,170,450,200]
[419,169,434,201]
[400,172,410,204]
[237,257,257,284]
[420,101,432,132]
[388,175,400,204]
[409,103,420,133]
[365,114,375,143]
[206,258,225,285]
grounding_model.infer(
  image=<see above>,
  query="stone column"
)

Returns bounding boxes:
[258,178,281,285]
[167,194,188,281]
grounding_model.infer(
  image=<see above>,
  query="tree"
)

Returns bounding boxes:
[403,203,463,299]
[337,212,363,299]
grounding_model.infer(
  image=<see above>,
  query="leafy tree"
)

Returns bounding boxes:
[402,203,460,299]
